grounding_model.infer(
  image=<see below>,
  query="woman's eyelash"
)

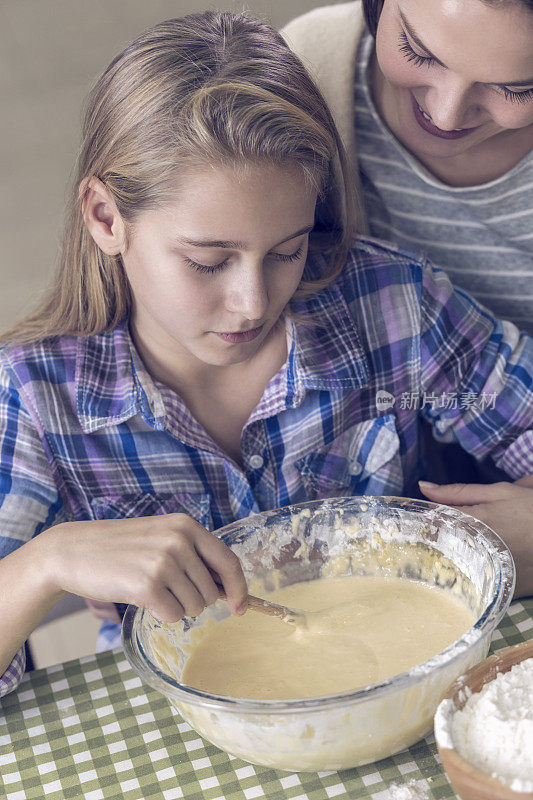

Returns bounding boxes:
[500,86,533,104]
[184,244,304,274]
[398,30,433,68]
[398,30,533,104]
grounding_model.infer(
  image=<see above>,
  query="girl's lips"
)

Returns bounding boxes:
[410,94,478,140]
[214,325,264,343]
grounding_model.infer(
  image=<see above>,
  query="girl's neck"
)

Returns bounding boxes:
[131,319,286,396]
[130,320,288,464]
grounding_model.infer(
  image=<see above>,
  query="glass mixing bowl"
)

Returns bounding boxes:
[122,496,515,771]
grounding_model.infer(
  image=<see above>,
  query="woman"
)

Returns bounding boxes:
[282,0,533,333]
[282,0,533,582]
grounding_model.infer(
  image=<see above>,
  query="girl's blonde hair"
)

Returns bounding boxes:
[3,11,361,344]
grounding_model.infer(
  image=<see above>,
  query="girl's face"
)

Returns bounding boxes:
[374,0,533,159]
[121,163,316,375]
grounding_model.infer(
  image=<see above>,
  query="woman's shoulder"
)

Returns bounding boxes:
[280,2,364,85]
[281,1,363,40]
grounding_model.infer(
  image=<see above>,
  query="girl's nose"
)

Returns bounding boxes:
[423,79,478,131]
[226,263,269,321]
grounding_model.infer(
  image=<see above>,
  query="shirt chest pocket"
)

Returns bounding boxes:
[294,414,403,499]
[89,491,212,529]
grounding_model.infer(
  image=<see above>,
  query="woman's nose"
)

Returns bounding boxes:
[423,79,478,131]
[226,263,269,321]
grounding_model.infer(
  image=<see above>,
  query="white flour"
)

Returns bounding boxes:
[383,779,429,799]
[449,657,533,792]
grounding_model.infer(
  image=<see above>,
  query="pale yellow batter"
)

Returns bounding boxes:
[182,575,476,699]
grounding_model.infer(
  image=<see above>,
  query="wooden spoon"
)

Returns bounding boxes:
[216,586,361,631]
[436,639,533,800]
[216,585,306,626]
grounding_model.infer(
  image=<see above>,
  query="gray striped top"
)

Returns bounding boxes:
[355,33,533,335]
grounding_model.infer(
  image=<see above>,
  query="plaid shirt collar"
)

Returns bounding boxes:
[75,279,370,435]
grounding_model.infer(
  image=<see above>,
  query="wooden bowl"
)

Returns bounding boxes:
[435,639,533,800]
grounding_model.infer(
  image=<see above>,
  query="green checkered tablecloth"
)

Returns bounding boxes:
[1,599,532,800]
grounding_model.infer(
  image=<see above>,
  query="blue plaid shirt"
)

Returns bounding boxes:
[1,237,532,694]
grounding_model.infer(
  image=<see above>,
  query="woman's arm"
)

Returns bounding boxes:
[0,513,248,687]
[419,478,533,598]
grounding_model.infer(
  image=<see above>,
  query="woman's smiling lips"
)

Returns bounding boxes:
[410,93,479,139]
[214,325,264,343]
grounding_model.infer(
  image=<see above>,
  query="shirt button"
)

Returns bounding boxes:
[249,454,264,469]
[352,462,362,475]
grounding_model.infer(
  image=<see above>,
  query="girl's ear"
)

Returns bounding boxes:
[80,177,126,256]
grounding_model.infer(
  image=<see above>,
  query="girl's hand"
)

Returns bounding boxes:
[43,514,249,623]
[419,479,533,599]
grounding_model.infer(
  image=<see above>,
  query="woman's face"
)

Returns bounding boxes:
[374,0,533,159]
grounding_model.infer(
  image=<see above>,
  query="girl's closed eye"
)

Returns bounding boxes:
[271,243,304,263]
[184,243,305,274]
[183,256,230,274]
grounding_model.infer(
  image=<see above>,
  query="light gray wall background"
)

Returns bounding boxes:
[1,0,337,330]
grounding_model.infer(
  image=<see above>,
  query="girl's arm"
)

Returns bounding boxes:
[419,260,533,479]
[0,361,247,695]
[0,513,248,689]
[0,359,68,690]
[0,531,66,680]
[416,261,533,598]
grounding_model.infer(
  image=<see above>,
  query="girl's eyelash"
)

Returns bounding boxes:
[184,244,304,274]
[398,30,433,68]
[184,256,229,274]
[274,244,304,263]
[399,29,533,104]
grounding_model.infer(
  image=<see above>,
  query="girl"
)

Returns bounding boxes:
[0,11,532,698]
[282,0,533,333]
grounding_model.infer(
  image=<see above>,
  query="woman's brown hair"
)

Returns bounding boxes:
[2,11,360,344]
[362,0,385,36]
[362,0,533,37]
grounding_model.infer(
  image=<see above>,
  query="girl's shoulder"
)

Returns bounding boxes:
[309,235,428,302]
[298,237,431,347]
[0,334,80,388]
[0,324,135,431]
[0,325,131,405]
[0,334,83,428]
[345,235,427,272]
